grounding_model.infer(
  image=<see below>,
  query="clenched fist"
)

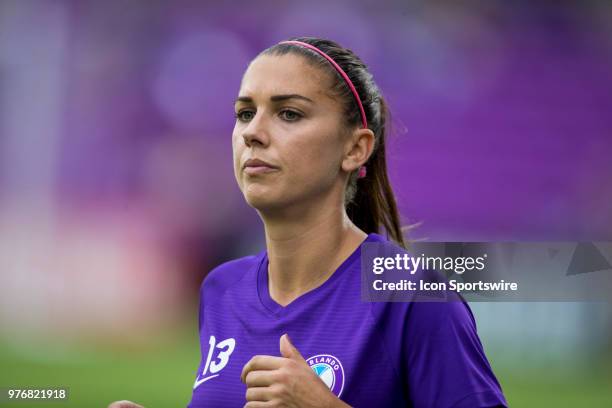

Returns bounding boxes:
[241,334,351,408]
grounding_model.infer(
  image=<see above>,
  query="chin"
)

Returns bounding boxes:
[243,185,279,210]
[245,189,301,214]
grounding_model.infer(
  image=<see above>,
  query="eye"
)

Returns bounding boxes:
[279,109,302,122]
[235,110,255,122]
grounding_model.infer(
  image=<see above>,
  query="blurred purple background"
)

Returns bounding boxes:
[0,0,611,346]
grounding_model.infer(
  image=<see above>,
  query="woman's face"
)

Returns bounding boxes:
[232,53,352,212]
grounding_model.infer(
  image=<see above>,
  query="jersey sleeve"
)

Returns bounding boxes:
[187,254,261,407]
[191,257,244,380]
[403,296,508,408]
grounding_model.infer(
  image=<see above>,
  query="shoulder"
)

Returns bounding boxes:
[370,287,476,335]
[364,234,477,330]
[407,295,477,338]
[200,253,263,304]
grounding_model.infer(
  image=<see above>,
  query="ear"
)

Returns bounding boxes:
[341,127,375,173]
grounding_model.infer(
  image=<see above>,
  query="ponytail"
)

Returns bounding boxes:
[346,97,407,248]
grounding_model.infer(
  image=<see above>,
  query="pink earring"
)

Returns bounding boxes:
[357,166,367,179]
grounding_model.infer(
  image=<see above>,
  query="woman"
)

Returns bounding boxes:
[109,37,508,408]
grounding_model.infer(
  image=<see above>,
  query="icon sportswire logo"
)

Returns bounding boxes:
[306,354,345,397]
[193,335,236,390]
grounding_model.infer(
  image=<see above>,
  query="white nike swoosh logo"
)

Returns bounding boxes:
[193,374,219,389]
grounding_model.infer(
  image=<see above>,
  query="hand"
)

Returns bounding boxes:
[241,334,350,408]
[107,400,145,408]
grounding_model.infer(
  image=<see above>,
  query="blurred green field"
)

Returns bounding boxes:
[1,325,611,408]
[0,318,200,408]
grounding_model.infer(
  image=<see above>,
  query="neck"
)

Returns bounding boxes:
[259,194,367,306]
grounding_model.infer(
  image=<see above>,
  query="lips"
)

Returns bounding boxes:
[244,158,278,169]
[243,158,279,175]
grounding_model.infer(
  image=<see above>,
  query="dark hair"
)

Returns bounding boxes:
[261,37,407,248]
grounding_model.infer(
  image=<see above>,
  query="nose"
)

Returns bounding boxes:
[241,111,270,148]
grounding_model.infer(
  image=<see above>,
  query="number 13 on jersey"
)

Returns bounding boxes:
[193,335,236,389]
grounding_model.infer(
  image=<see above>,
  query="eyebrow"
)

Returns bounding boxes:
[234,94,314,104]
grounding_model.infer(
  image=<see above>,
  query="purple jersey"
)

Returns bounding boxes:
[187,233,508,407]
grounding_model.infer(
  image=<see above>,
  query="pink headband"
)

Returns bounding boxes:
[279,40,368,129]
